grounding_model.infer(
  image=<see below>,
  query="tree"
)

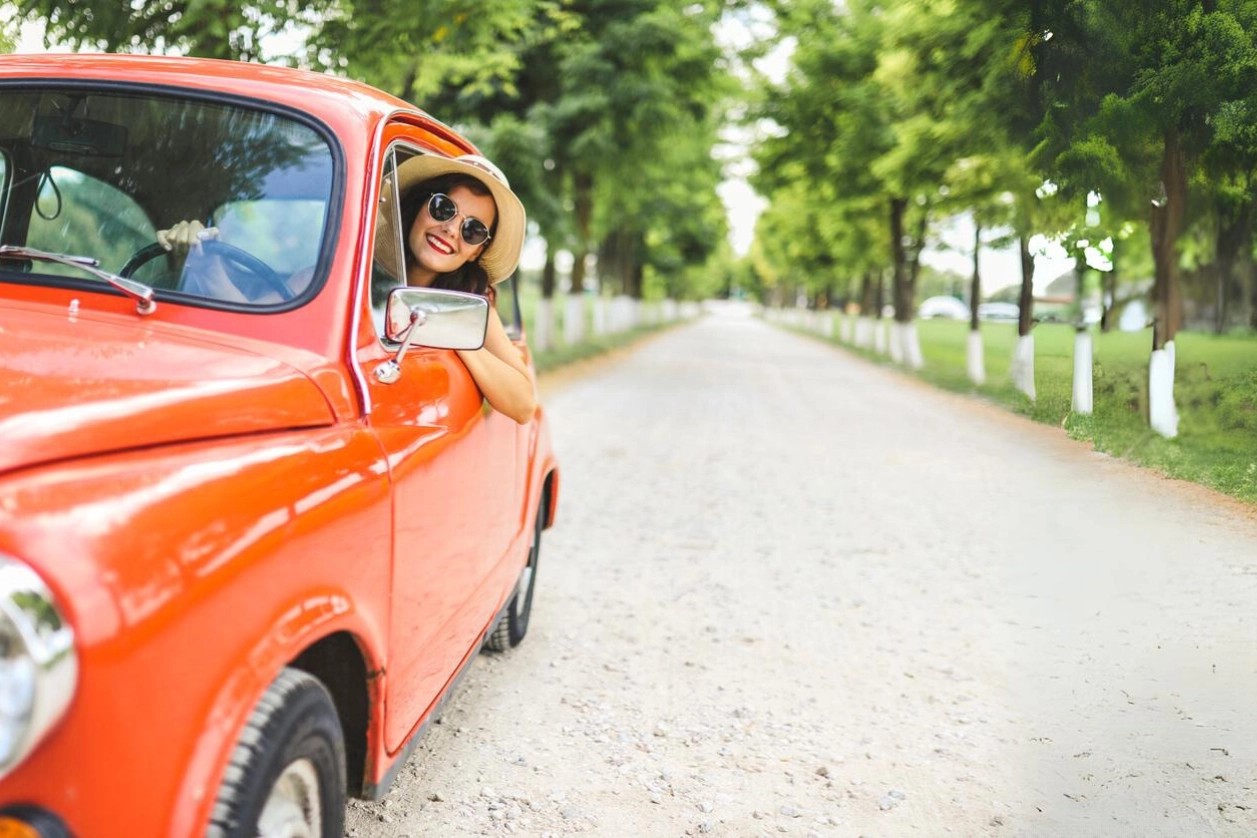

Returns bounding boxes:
[1030,0,1257,435]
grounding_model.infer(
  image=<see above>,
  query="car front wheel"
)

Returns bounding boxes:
[207,668,346,838]
[485,492,547,651]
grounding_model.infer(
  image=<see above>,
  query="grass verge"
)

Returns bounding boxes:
[533,321,676,375]
[794,314,1257,504]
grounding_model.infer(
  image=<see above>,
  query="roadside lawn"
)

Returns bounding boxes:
[822,316,1257,504]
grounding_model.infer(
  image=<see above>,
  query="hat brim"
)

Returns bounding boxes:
[392,154,526,284]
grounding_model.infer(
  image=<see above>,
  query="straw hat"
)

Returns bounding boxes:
[391,153,526,284]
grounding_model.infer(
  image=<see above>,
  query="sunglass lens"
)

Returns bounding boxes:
[462,219,490,245]
[428,193,456,221]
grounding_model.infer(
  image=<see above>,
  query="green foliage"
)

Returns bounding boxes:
[13,0,740,303]
[11,0,309,60]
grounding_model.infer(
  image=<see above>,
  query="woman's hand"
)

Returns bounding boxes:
[156,219,219,254]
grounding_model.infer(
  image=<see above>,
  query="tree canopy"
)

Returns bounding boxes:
[14,0,1257,321]
[8,0,735,300]
[747,0,1257,335]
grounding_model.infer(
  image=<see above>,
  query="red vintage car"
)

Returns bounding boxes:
[0,54,559,837]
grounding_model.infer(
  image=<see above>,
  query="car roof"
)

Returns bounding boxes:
[0,53,469,148]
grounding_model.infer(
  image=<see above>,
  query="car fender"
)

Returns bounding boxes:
[169,598,385,837]
[0,426,393,835]
[528,407,561,528]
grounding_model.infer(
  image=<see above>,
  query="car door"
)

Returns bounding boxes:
[355,140,521,752]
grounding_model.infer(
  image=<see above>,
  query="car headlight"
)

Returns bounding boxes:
[0,557,77,779]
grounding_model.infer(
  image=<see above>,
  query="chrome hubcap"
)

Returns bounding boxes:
[257,758,322,838]
[518,564,534,601]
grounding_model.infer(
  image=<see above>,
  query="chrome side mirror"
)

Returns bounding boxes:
[376,287,489,384]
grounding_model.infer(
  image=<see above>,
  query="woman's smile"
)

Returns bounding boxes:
[425,233,455,255]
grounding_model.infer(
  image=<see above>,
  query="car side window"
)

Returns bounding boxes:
[494,276,523,341]
[370,147,407,338]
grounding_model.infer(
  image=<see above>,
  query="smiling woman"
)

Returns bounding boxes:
[370,148,536,424]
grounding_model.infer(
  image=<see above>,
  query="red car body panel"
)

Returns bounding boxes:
[0,53,560,836]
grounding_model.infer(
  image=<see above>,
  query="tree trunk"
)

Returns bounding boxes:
[1017,234,1035,337]
[570,172,594,295]
[1100,245,1117,333]
[1149,129,1187,350]
[570,248,587,295]
[873,269,888,354]
[967,223,984,385]
[1012,233,1037,400]
[532,247,558,350]
[889,197,911,323]
[541,247,557,299]
[1215,198,1253,333]
[1148,129,1187,437]
[906,210,927,303]
[969,223,982,331]
[859,270,875,315]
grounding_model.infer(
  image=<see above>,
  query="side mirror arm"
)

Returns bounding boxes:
[374,306,427,384]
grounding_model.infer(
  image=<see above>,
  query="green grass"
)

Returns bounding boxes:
[533,322,675,374]
[804,314,1257,504]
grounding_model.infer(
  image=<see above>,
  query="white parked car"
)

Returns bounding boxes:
[918,295,970,320]
[977,301,1020,321]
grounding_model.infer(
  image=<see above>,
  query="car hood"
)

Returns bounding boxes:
[0,304,335,474]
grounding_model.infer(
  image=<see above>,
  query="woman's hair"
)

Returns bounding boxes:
[400,173,498,297]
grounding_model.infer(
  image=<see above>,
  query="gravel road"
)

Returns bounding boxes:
[347,305,1257,837]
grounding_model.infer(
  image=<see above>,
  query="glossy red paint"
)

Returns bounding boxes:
[0,54,558,836]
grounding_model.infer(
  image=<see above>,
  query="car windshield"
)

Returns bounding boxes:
[0,86,335,308]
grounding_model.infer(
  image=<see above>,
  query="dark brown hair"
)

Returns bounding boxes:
[400,173,498,298]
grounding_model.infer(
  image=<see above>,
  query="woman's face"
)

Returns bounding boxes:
[407,184,497,281]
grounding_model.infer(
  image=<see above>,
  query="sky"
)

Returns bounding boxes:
[924,214,1075,294]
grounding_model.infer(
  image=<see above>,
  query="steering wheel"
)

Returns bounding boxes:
[121,240,294,302]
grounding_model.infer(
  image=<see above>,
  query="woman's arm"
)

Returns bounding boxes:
[456,310,537,424]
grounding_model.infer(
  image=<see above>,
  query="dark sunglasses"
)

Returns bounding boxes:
[427,193,493,247]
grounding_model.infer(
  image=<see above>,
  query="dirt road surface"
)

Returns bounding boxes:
[347,306,1257,837]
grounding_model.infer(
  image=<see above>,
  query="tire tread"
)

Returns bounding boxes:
[206,668,345,838]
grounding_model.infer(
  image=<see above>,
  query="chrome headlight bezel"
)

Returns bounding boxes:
[0,556,77,779]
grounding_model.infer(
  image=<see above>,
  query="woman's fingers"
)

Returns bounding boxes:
[156,219,219,253]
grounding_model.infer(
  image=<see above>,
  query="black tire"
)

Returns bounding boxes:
[206,668,346,838]
[486,493,546,651]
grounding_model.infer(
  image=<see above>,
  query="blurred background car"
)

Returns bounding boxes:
[918,295,970,320]
[977,301,1020,321]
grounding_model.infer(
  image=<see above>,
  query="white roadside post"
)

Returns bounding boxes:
[901,320,923,369]
[1011,333,1036,400]
[564,295,584,345]
[592,296,608,336]
[1149,340,1179,437]
[1072,325,1093,414]
[839,310,854,344]
[855,316,873,348]
[534,297,554,350]
[967,329,986,386]
[888,322,904,363]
